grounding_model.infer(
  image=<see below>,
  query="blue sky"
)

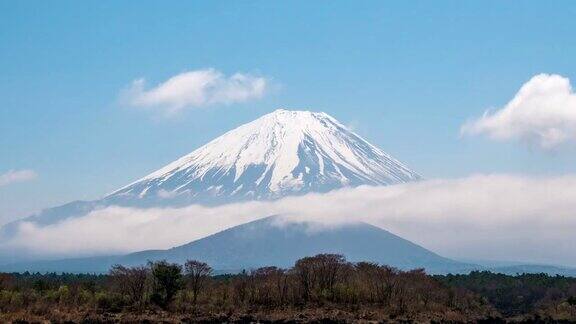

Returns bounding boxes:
[1,1,576,223]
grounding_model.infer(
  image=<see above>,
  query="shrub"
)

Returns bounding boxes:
[95,292,126,312]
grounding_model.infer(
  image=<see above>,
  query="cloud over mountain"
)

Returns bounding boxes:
[5,174,576,267]
[462,74,576,150]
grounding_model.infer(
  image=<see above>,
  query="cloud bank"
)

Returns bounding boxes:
[462,74,576,150]
[4,174,576,267]
[0,170,37,187]
[123,69,268,114]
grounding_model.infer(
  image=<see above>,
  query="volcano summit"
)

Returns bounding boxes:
[107,109,421,205]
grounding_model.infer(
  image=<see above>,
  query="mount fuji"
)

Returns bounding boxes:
[4,109,420,228]
[106,109,421,205]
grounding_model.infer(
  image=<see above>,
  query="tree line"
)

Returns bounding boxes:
[0,254,575,322]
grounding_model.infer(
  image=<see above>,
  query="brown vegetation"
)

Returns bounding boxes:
[0,254,575,323]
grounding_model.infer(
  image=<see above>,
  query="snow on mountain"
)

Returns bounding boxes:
[107,109,421,204]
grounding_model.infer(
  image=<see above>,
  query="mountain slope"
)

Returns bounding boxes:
[0,216,473,274]
[130,216,468,273]
[105,109,421,205]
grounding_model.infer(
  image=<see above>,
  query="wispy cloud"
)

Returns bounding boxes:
[0,170,37,187]
[461,74,576,150]
[4,174,576,267]
[122,68,268,114]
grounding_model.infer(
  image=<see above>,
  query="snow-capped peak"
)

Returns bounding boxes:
[107,109,421,204]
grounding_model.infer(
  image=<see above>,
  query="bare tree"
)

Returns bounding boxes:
[109,264,149,308]
[248,267,287,306]
[233,270,249,305]
[294,254,350,302]
[184,260,213,304]
[294,257,315,302]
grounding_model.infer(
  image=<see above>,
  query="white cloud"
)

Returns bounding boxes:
[123,69,268,114]
[4,174,576,267]
[462,74,576,150]
[0,170,37,187]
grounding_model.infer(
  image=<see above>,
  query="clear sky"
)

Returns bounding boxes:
[1,1,576,223]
